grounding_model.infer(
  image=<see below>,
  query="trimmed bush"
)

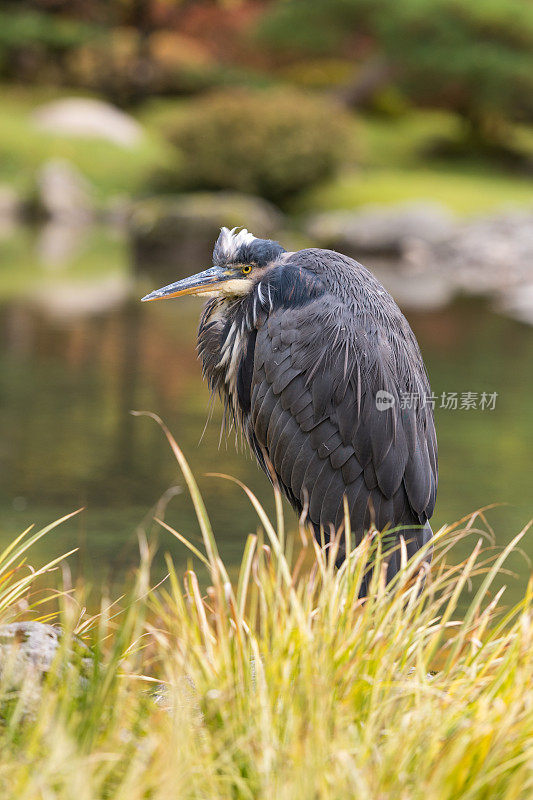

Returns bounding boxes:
[153,88,356,203]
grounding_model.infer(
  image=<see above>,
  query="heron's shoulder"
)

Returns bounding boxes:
[290,248,390,294]
[290,247,370,271]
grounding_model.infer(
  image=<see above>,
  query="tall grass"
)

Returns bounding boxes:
[0,415,532,799]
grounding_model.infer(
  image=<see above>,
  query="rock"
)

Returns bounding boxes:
[0,185,24,237]
[0,622,92,717]
[393,208,533,323]
[497,283,533,326]
[37,220,90,269]
[31,273,132,320]
[371,259,454,311]
[32,98,143,148]
[0,185,23,219]
[0,622,60,683]
[104,195,132,228]
[34,159,94,223]
[429,209,533,294]
[129,191,285,278]
[152,674,201,720]
[305,202,455,256]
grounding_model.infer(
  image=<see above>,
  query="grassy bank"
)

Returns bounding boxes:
[296,164,533,216]
[1,417,532,799]
[0,86,170,199]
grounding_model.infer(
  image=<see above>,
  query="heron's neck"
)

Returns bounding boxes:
[199,296,253,390]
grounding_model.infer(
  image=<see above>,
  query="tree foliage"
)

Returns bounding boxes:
[260,0,533,139]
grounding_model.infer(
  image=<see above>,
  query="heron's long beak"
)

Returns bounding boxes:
[141,266,226,302]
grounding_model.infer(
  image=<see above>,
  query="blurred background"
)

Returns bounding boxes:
[0,0,532,594]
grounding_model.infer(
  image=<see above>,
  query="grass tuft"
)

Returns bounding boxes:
[0,423,532,798]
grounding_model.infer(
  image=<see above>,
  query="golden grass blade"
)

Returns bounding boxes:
[237,535,256,617]
[444,526,529,672]
[155,518,210,567]
[206,473,291,583]
[0,549,78,613]
[131,412,228,583]
[0,509,83,578]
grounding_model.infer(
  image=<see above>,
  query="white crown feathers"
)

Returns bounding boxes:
[214,227,257,263]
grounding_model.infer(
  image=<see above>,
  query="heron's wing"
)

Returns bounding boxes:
[248,295,437,553]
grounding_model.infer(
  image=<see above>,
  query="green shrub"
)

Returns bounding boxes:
[153,88,356,203]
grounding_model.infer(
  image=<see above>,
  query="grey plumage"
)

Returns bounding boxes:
[144,227,438,586]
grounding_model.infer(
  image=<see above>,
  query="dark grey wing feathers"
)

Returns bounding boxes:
[246,282,437,557]
[341,455,363,484]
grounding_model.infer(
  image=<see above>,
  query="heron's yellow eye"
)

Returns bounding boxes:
[242,265,252,275]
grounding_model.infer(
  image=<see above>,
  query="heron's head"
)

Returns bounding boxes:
[141,227,286,303]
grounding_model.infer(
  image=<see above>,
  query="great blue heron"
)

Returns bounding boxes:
[142,227,437,584]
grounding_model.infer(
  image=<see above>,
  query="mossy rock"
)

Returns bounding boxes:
[0,622,93,719]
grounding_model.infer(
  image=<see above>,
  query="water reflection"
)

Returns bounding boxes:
[1,226,532,597]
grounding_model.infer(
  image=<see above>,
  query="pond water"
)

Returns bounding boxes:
[1,224,532,599]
